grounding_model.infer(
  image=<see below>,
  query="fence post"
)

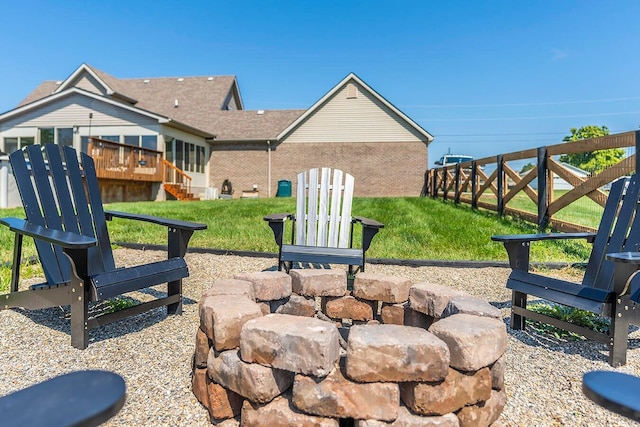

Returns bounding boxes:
[537,146,549,229]
[636,131,640,173]
[454,164,461,204]
[443,167,448,201]
[421,170,429,197]
[471,161,478,209]
[497,155,504,215]
[431,169,438,198]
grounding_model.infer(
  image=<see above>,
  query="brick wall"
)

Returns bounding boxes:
[210,141,428,198]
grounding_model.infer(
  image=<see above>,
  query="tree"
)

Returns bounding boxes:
[520,162,535,174]
[559,125,624,174]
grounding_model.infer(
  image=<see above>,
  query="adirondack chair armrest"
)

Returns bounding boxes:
[104,210,207,231]
[0,217,97,249]
[352,216,384,252]
[606,252,640,296]
[353,216,384,229]
[492,232,596,271]
[263,213,294,247]
[263,213,294,222]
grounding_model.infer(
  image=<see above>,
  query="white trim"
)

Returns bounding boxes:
[54,63,115,95]
[232,77,245,110]
[1,87,164,121]
[276,72,434,143]
[0,87,215,138]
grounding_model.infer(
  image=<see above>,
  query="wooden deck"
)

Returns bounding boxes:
[88,138,197,202]
[88,138,163,182]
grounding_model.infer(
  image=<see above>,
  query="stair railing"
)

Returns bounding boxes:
[162,159,192,196]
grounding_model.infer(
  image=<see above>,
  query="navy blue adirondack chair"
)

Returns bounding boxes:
[493,174,640,366]
[0,370,126,427]
[0,144,206,349]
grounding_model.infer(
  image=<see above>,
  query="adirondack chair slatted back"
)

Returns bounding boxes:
[11,145,115,284]
[295,168,354,248]
[583,174,640,291]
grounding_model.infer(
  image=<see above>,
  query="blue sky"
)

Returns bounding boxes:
[2,1,639,166]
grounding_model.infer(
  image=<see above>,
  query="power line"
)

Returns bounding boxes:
[436,131,567,137]
[420,110,640,122]
[403,96,640,109]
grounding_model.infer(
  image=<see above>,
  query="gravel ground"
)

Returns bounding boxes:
[0,248,638,426]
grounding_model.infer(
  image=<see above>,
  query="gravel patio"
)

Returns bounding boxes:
[0,248,638,426]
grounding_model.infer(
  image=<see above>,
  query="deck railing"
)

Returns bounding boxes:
[423,131,640,233]
[87,138,163,182]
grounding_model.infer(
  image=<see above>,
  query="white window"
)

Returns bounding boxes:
[3,136,34,153]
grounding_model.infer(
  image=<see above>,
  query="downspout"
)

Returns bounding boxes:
[267,140,272,197]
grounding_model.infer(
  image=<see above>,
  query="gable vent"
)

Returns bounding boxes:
[346,83,358,99]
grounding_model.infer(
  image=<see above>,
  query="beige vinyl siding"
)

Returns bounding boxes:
[72,73,109,96]
[1,93,157,129]
[283,82,425,144]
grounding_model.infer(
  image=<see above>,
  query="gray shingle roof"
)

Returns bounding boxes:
[15,64,301,140]
[209,110,306,141]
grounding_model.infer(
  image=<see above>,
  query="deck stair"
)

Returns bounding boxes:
[163,183,199,201]
[162,159,199,201]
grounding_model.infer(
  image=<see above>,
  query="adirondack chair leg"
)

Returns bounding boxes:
[608,294,632,367]
[167,228,194,315]
[510,290,527,330]
[167,280,182,315]
[277,251,285,272]
[282,261,292,273]
[10,234,23,293]
[70,284,89,349]
[64,249,90,349]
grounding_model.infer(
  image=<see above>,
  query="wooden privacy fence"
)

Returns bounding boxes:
[423,131,640,233]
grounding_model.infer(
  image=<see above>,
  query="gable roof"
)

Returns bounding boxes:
[277,73,434,143]
[1,86,216,138]
[53,64,137,103]
[14,63,242,136]
[8,66,432,145]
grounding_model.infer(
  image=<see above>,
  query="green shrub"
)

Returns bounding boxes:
[526,301,610,340]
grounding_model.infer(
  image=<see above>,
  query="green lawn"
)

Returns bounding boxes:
[0,196,594,291]
[10,196,594,261]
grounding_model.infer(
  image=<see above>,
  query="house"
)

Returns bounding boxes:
[0,64,433,204]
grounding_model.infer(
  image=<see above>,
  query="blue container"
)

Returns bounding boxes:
[276,180,292,197]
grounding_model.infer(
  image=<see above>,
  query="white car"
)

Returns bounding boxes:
[435,155,474,167]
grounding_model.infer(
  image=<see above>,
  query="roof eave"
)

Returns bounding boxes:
[210,137,276,143]
[160,118,216,139]
[110,92,138,105]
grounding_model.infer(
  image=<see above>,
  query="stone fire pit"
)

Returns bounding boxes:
[192,269,507,426]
